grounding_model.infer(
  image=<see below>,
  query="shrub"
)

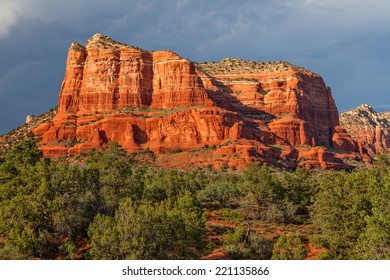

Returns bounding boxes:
[272,233,307,260]
[88,193,207,259]
[221,227,273,260]
[197,180,242,209]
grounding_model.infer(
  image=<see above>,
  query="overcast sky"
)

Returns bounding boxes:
[0,0,389,134]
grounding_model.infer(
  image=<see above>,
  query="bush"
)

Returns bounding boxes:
[272,233,307,260]
[88,192,207,259]
[197,180,242,209]
[221,227,273,260]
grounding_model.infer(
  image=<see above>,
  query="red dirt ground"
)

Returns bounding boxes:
[203,210,326,260]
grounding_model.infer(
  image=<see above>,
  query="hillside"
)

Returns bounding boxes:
[0,142,388,260]
[378,110,390,122]
[340,104,390,155]
[0,108,57,156]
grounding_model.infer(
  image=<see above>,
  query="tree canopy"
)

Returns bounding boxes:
[0,140,389,260]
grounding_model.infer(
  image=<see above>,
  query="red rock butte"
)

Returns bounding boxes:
[33,34,364,169]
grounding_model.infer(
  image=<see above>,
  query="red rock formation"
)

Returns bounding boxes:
[197,59,339,147]
[33,34,363,169]
[151,51,212,109]
[340,104,390,155]
[297,146,353,170]
[331,126,359,152]
[58,34,212,114]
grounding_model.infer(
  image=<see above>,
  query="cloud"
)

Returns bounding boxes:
[281,0,390,29]
[2,0,390,40]
[0,0,23,38]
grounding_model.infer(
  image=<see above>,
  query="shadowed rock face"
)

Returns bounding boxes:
[197,59,339,147]
[340,104,390,155]
[32,34,363,169]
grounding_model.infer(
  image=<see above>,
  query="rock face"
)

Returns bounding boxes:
[26,115,35,124]
[59,34,212,114]
[196,59,339,147]
[340,104,390,155]
[32,34,363,169]
[379,111,390,121]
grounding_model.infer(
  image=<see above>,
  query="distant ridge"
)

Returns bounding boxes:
[0,108,57,156]
[340,104,390,155]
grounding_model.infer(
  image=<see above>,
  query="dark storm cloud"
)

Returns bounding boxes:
[0,0,390,133]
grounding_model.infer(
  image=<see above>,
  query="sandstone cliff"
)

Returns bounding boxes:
[340,104,390,155]
[196,58,339,147]
[59,34,212,114]
[31,34,363,170]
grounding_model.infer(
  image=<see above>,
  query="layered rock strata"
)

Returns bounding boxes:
[59,34,212,114]
[33,34,363,169]
[196,59,339,147]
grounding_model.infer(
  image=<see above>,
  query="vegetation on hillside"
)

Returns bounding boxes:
[0,108,57,155]
[0,140,389,260]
